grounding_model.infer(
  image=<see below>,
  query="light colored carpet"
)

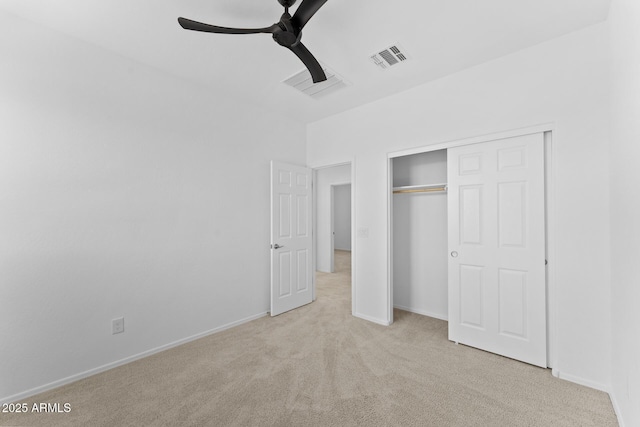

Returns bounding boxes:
[0,250,617,426]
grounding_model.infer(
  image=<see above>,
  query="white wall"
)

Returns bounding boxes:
[308,23,611,389]
[315,164,351,272]
[0,12,306,402]
[609,0,640,425]
[392,151,448,319]
[333,184,351,251]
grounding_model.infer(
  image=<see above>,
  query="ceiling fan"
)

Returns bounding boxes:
[178,0,329,83]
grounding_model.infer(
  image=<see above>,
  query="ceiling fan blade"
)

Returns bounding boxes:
[178,17,278,35]
[288,42,327,83]
[290,0,328,30]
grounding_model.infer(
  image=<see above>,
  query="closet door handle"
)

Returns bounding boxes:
[450,251,458,258]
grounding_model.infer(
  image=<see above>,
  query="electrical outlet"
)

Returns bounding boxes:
[112,317,124,335]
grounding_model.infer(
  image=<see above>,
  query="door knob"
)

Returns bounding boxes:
[273,244,284,249]
[450,251,458,258]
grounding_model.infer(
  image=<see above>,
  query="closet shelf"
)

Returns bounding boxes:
[392,183,448,194]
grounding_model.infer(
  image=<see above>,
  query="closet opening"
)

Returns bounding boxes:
[391,149,449,322]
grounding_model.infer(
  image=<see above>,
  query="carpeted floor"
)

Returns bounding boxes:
[0,250,618,426]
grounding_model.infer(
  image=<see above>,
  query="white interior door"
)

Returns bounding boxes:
[270,161,313,316]
[447,133,546,367]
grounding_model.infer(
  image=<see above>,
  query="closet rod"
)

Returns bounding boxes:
[393,186,447,194]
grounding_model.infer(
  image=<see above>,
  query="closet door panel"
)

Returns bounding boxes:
[498,181,527,248]
[448,133,546,368]
[459,265,485,329]
[459,185,483,245]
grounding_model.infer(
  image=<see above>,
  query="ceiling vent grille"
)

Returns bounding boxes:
[370,44,409,69]
[282,65,347,100]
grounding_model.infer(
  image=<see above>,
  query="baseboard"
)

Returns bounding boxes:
[393,305,448,321]
[609,389,626,427]
[353,311,391,326]
[0,311,268,405]
[548,369,622,425]
[555,370,611,394]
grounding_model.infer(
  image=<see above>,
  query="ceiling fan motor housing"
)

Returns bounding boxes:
[273,14,302,47]
[278,0,297,7]
[273,30,301,47]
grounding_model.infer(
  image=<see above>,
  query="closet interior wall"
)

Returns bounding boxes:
[392,149,448,320]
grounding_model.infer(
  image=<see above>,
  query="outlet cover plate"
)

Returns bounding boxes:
[112,317,124,335]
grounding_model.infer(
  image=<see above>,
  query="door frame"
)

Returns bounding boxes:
[310,159,356,314]
[387,123,557,369]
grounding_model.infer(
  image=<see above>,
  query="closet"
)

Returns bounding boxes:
[392,149,448,320]
[390,132,548,368]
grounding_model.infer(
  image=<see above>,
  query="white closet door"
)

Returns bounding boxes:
[447,133,546,367]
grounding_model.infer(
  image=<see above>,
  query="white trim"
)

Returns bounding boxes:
[307,160,353,170]
[544,131,557,369]
[354,312,391,326]
[555,371,611,394]
[312,169,317,301]
[329,184,335,272]
[351,159,357,316]
[393,305,448,321]
[0,312,268,405]
[609,390,626,427]
[387,156,394,324]
[388,123,555,159]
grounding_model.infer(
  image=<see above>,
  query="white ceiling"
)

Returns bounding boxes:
[1,0,611,124]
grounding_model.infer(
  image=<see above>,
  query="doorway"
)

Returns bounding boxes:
[314,163,353,309]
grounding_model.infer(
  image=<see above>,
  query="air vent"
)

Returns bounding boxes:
[370,44,409,69]
[282,65,347,100]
